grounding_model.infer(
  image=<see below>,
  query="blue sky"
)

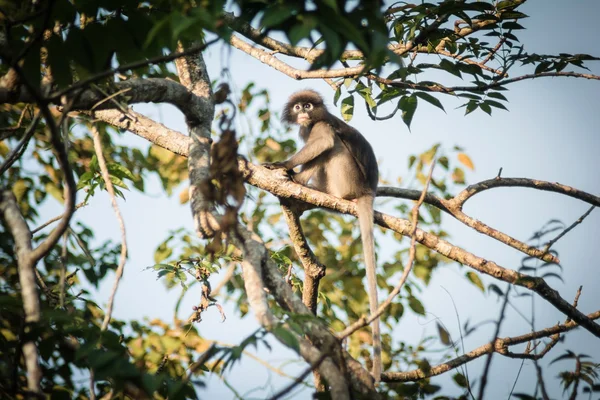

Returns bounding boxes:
[33,2,600,398]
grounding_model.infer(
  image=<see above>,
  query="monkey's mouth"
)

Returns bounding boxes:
[297,113,310,125]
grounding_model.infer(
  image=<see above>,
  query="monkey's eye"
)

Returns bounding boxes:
[304,103,313,110]
[293,104,302,112]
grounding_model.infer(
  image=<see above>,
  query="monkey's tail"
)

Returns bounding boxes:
[357,194,381,383]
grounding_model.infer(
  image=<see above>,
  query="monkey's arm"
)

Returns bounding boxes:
[282,125,335,169]
[263,124,335,171]
[291,163,318,185]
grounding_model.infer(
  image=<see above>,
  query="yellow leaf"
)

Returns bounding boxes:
[457,153,475,170]
[45,182,63,203]
[0,142,9,157]
[466,271,485,292]
[265,138,281,151]
[179,186,190,204]
[12,179,28,202]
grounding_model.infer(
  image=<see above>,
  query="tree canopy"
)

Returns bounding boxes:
[0,0,599,399]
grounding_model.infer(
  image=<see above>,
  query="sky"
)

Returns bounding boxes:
[31,1,600,398]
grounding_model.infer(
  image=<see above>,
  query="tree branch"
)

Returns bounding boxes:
[452,177,600,208]
[91,125,128,331]
[378,186,560,264]
[281,203,326,315]
[0,190,42,393]
[87,110,600,340]
[383,309,600,382]
[240,163,600,338]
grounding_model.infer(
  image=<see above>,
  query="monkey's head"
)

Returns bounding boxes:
[282,90,328,127]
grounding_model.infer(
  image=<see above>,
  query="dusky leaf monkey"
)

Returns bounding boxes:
[264,90,381,382]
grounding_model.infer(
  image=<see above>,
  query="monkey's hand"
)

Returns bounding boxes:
[262,161,288,170]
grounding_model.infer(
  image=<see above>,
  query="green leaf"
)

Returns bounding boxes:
[333,86,342,106]
[22,43,42,90]
[157,269,173,278]
[399,95,417,130]
[107,163,136,181]
[46,34,72,88]
[261,5,296,28]
[355,83,376,108]
[108,175,129,190]
[436,322,451,345]
[273,326,299,351]
[464,101,478,116]
[535,61,551,74]
[408,296,425,315]
[408,155,417,168]
[415,92,445,112]
[77,171,95,189]
[151,264,175,271]
[550,350,577,365]
[341,95,355,122]
[487,92,508,101]
[479,102,492,115]
[452,167,465,184]
[466,271,485,292]
[439,59,462,78]
[288,17,318,45]
[453,372,468,387]
[485,100,509,111]
[502,21,525,30]
[318,25,343,64]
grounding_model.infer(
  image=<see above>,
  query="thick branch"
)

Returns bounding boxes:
[240,163,600,338]
[81,109,190,156]
[0,190,41,393]
[233,223,351,399]
[1,78,211,127]
[223,12,504,76]
[229,35,365,79]
[378,186,559,264]
[88,110,599,339]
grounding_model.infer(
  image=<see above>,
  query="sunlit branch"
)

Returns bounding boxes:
[382,308,600,382]
[378,186,560,264]
[281,203,326,315]
[452,177,600,208]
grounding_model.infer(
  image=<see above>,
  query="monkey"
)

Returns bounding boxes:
[263,90,382,383]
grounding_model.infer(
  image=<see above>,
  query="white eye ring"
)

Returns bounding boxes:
[304,103,313,110]
[294,104,302,111]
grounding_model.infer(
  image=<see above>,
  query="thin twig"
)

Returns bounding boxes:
[542,206,595,253]
[31,201,87,234]
[0,105,29,133]
[569,357,582,400]
[59,232,67,308]
[0,112,41,176]
[267,344,334,400]
[89,369,96,400]
[478,284,512,399]
[91,126,128,331]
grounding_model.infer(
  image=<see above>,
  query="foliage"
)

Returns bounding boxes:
[0,0,598,399]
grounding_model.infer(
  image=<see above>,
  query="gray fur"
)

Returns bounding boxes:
[269,90,382,382]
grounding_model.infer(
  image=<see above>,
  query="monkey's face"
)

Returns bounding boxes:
[291,102,314,126]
